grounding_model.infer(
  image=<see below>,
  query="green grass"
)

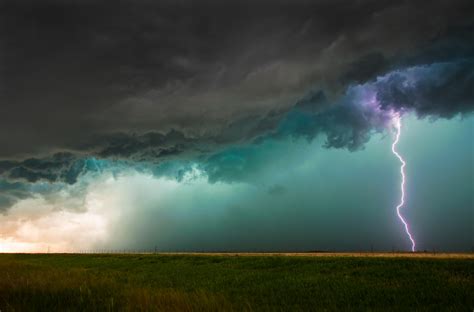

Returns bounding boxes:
[0,253,473,311]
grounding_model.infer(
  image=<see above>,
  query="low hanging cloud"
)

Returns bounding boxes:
[0,59,473,208]
[0,0,473,213]
[277,59,474,147]
[376,60,474,117]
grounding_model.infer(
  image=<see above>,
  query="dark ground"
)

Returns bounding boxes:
[0,253,473,311]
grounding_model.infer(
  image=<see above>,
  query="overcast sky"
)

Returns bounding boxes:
[0,0,473,252]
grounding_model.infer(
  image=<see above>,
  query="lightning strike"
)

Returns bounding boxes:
[391,115,416,252]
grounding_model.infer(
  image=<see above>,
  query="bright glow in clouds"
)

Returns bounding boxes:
[391,115,416,252]
[0,178,119,253]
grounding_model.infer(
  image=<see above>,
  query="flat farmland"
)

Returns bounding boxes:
[1,253,473,311]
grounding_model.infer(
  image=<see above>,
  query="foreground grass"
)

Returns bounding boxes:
[0,253,473,311]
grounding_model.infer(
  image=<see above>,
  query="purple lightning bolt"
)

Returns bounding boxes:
[391,115,416,252]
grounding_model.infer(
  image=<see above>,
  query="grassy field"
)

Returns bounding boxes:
[0,253,473,311]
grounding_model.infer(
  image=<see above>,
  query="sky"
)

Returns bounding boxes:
[0,0,473,252]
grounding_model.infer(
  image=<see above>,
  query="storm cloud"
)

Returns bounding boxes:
[0,0,473,248]
[1,0,473,157]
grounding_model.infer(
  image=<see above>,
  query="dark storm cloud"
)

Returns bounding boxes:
[340,52,391,86]
[260,59,472,154]
[1,0,473,157]
[201,59,474,183]
[0,178,69,213]
[376,60,474,118]
[287,60,474,148]
[0,181,31,212]
[0,0,473,202]
[3,57,472,188]
[0,153,84,184]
